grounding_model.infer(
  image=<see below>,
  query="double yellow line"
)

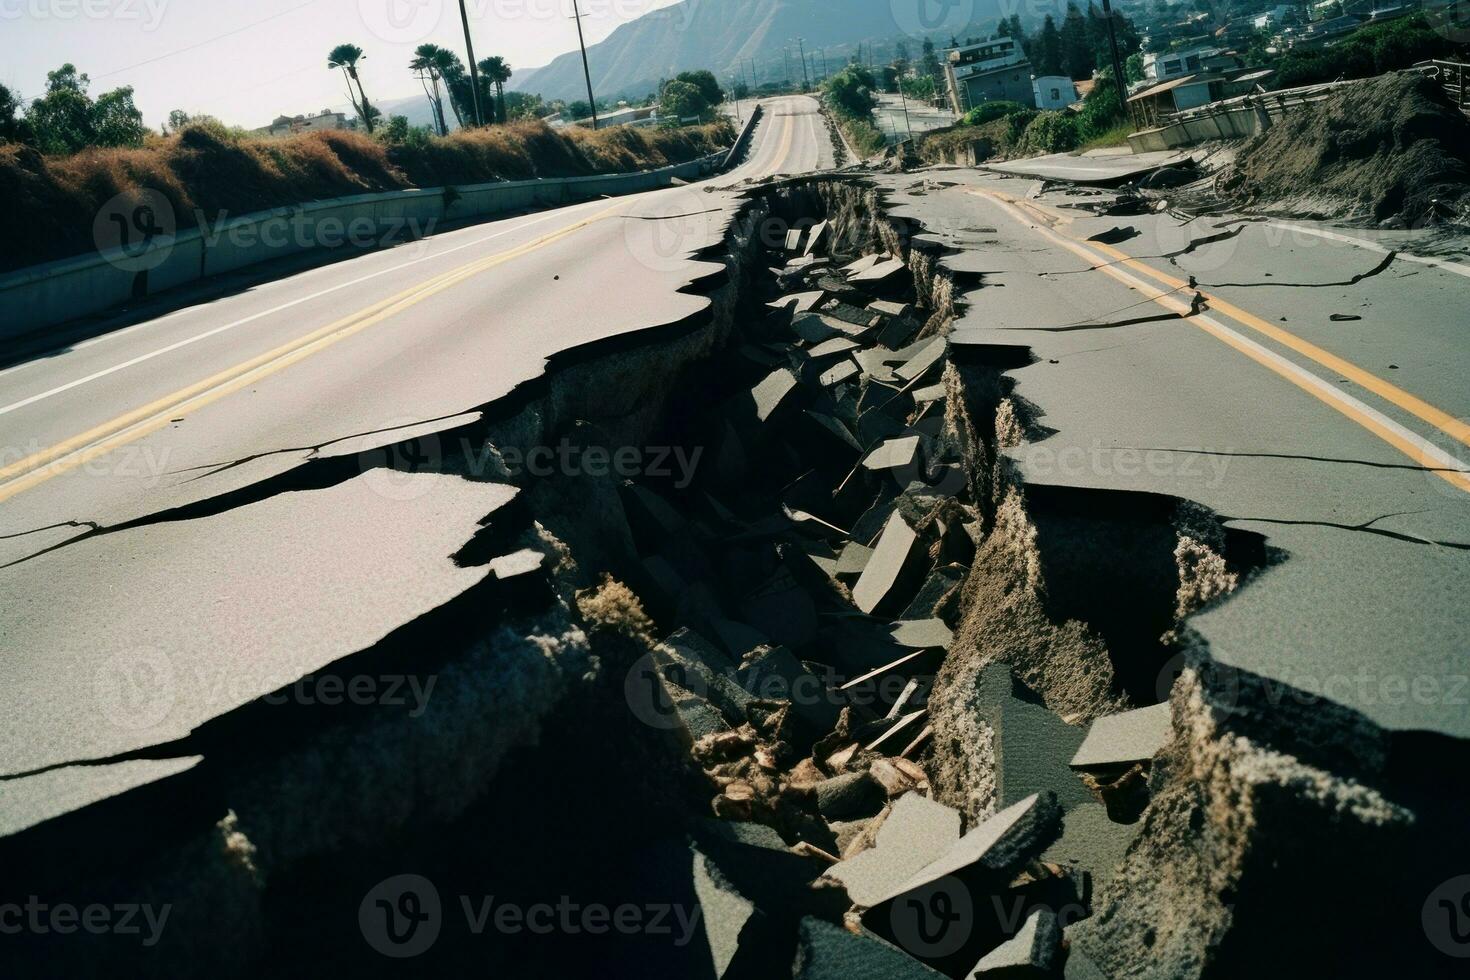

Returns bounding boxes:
[972,189,1470,494]
[0,204,623,505]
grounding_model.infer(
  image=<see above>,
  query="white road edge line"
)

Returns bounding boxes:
[0,200,610,409]
[1264,220,1470,279]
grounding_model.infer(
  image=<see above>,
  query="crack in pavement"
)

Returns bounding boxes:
[1118,447,1470,475]
[1227,511,1470,552]
[1199,251,1398,289]
[1039,224,1247,276]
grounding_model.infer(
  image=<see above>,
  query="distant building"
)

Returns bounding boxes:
[1252,4,1303,28]
[1032,75,1079,110]
[1128,73,1228,127]
[567,104,660,130]
[253,109,357,138]
[1288,12,1366,46]
[943,37,1036,114]
[1142,45,1241,82]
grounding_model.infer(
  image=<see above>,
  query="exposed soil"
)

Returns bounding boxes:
[1216,71,1470,226]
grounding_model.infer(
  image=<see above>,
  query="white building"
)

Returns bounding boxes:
[1032,75,1079,110]
[253,109,357,138]
[1142,46,1238,82]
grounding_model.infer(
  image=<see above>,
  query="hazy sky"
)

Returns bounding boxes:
[2,0,682,129]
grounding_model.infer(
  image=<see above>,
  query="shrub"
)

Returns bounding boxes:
[963,101,1030,127]
[1019,111,1080,153]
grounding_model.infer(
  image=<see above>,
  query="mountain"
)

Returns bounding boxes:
[515,0,1007,102]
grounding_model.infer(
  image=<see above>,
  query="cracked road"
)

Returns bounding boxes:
[0,96,836,834]
[884,170,1470,739]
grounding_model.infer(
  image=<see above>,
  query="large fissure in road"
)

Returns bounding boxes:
[7,176,1466,978]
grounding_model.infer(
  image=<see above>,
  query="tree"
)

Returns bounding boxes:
[660,79,707,122]
[919,38,943,82]
[23,64,144,155]
[1061,2,1094,80]
[328,43,375,134]
[164,109,192,134]
[479,56,512,123]
[675,70,724,107]
[409,44,451,135]
[0,83,31,144]
[823,65,878,119]
[565,99,592,122]
[431,47,469,129]
[1033,16,1065,76]
[1008,14,1025,40]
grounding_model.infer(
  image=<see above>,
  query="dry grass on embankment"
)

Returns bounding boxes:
[0,118,735,273]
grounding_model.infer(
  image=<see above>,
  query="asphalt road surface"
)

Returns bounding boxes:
[885,169,1470,740]
[0,96,835,834]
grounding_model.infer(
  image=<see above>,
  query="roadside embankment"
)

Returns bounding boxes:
[0,117,735,274]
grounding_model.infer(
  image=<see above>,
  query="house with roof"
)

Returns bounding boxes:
[942,37,1036,114]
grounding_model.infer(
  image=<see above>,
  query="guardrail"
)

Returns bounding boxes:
[721,103,764,171]
[0,149,727,342]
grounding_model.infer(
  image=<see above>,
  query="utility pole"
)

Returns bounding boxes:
[797,37,811,90]
[898,81,915,143]
[1100,0,1129,114]
[783,48,792,89]
[570,0,599,127]
[457,0,484,126]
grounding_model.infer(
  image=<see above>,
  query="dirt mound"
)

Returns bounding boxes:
[1217,71,1470,226]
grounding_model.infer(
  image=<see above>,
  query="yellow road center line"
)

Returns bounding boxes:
[970,190,1470,495]
[982,189,1470,451]
[0,204,625,504]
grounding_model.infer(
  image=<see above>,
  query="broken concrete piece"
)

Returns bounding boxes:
[1070,703,1173,769]
[488,548,546,580]
[865,793,1064,907]
[803,220,830,257]
[862,436,921,472]
[823,792,963,907]
[888,619,953,650]
[835,541,875,578]
[769,290,826,314]
[974,664,1092,811]
[911,383,946,404]
[795,918,947,979]
[868,300,913,319]
[820,361,860,387]
[850,257,906,283]
[805,411,865,453]
[806,336,861,359]
[868,758,917,798]
[750,368,800,423]
[1040,802,1139,890]
[792,311,842,343]
[815,771,884,819]
[895,337,947,383]
[692,848,764,978]
[851,511,926,615]
[786,228,807,253]
[738,646,841,734]
[709,618,771,662]
[842,254,884,275]
[971,908,1061,977]
[851,347,899,382]
[865,709,927,753]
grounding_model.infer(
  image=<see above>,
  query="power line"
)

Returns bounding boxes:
[92,0,321,81]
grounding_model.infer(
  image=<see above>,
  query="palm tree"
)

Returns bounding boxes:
[328,43,374,134]
[431,47,468,129]
[479,56,512,123]
[410,43,449,136]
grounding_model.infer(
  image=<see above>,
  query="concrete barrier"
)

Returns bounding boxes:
[0,150,725,342]
[721,104,764,171]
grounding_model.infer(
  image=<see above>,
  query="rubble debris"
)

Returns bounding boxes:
[834,541,875,579]
[1070,703,1173,770]
[894,337,947,383]
[823,792,962,907]
[851,512,927,615]
[770,290,827,314]
[1213,72,1470,225]
[806,336,861,359]
[862,436,921,471]
[887,618,953,650]
[820,361,860,387]
[794,917,947,979]
[864,709,927,753]
[843,255,885,275]
[850,257,907,284]
[971,907,1061,977]
[748,367,800,422]
[815,771,884,819]
[1040,802,1139,890]
[863,793,1063,908]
